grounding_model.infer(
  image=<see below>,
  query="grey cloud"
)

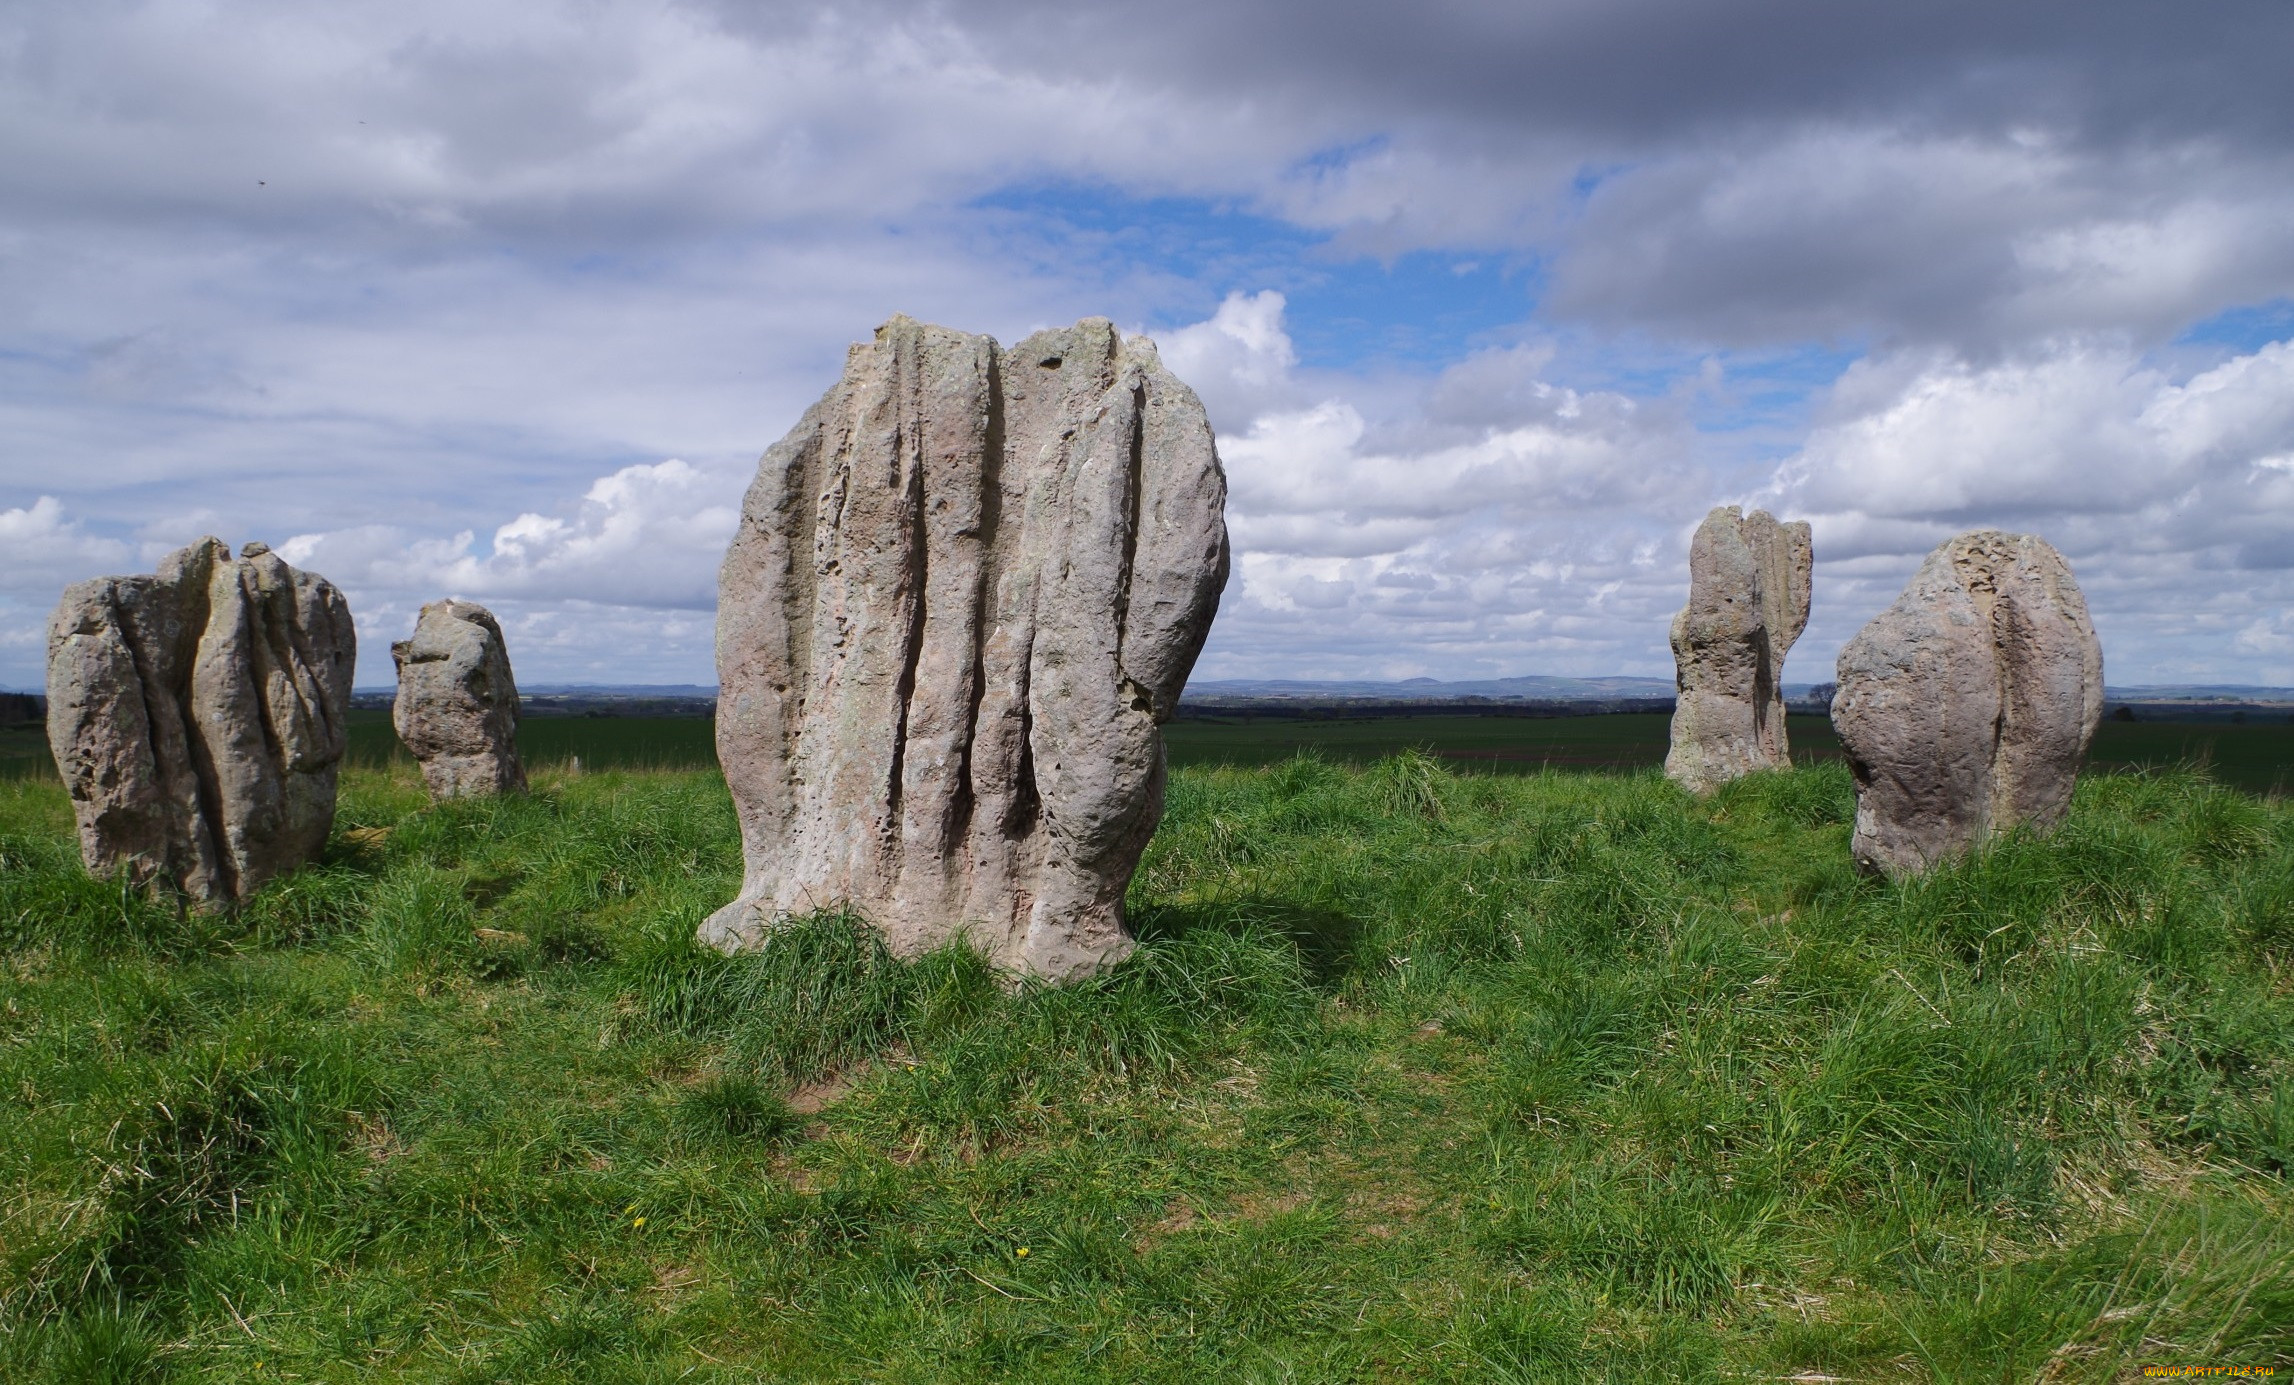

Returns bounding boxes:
[853,0,2294,347]
[804,0,2293,150]
[1547,134,2294,347]
[9,0,2289,352]
[2236,535,2294,571]
[1420,344,1564,430]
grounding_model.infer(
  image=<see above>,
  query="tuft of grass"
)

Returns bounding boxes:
[620,908,911,1083]
[1488,1165,1778,1311]
[34,1307,162,1385]
[673,1074,800,1146]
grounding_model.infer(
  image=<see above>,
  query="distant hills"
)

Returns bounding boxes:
[2099,685,2294,703]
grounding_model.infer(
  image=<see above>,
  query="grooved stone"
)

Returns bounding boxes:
[1664,506,1813,794]
[392,599,527,800]
[703,315,1230,981]
[45,539,355,904]
[1832,530,2104,876]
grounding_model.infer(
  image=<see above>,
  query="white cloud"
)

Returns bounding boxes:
[1780,337,2294,535]
[1771,336,2294,683]
[270,458,744,680]
[0,497,132,596]
[1185,300,1709,680]
[0,496,136,688]
[430,458,742,607]
[1157,290,1302,430]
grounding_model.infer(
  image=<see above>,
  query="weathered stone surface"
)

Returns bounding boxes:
[703,314,1230,981]
[45,539,355,903]
[1664,506,1813,794]
[1832,530,2103,876]
[392,599,526,800]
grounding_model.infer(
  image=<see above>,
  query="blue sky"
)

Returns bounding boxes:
[4,0,2293,691]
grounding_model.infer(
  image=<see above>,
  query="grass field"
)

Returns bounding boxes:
[2,747,2289,1381]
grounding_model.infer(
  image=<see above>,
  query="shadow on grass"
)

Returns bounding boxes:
[1131,894,1371,990]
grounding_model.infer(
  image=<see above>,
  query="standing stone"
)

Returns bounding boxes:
[704,314,1230,982]
[391,599,526,799]
[1832,531,2103,876]
[45,539,355,903]
[1664,506,1813,794]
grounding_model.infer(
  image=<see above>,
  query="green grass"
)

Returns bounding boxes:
[2,754,2290,1381]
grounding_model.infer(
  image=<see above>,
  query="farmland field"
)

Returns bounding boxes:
[2,746,2289,1380]
[343,710,718,774]
[1169,711,2294,795]
[13,709,2294,796]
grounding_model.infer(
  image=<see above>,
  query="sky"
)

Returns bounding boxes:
[4,0,2293,691]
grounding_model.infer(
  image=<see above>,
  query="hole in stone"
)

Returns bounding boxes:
[1038,355,1063,369]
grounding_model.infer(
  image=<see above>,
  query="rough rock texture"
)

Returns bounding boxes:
[45,539,356,903]
[392,600,527,799]
[1664,506,1813,794]
[1832,531,2104,876]
[703,314,1229,981]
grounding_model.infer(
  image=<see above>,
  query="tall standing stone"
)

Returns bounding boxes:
[704,314,1229,981]
[1832,531,2103,875]
[392,599,526,799]
[45,539,355,903]
[1664,506,1813,794]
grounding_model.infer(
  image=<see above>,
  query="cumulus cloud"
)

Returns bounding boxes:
[211,295,1712,687]
[1185,299,1708,680]
[0,496,135,688]
[0,498,132,596]
[255,458,742,682]
[1771,335,2294,683]
[1157,291,1303,430]
[282,458,742,609]
[4,0,2293,688]
[1779,338,2294,538]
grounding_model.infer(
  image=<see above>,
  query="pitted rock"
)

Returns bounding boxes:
[1664,506,1813,794]
[392,600,526,799]
[1832,531,2103,875]
[704,315,1229,982]
[45,539,355,903]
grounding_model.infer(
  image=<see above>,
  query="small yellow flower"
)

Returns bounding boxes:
[1014,1246,1029,1257]
[633,1217,647,1228]
[624,1203,638,1214]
